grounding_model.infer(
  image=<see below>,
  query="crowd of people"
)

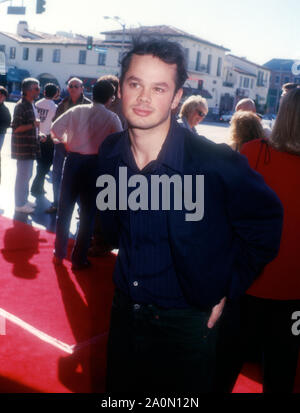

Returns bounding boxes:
[0,38,299,393]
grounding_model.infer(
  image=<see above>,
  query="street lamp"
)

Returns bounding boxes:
[103,16,126,63]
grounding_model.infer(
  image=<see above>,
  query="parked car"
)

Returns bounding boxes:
[220,111,234,122]
[8,90,22,102]
[262,113,276,129]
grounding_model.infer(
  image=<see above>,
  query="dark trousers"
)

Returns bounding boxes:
[54,152,98,264]
[106,289,222,393]
[216,295,300,393]
[52,143,67,207]
[31,135,54,194]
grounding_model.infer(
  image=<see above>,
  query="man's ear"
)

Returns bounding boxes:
[171,88,183,110]
[117,84,122,100]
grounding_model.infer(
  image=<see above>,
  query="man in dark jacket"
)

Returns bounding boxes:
[46,77,91,213]
[0,86,11,183]
[97,40,284,393]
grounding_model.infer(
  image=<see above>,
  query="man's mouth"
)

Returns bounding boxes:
[132,107,153,117]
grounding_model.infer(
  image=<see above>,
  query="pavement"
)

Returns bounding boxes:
[0,102,230,235]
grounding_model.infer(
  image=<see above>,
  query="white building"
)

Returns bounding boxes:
[0,22,230,110]
[101,25,230,112]
[0,21,115,94]
[220,54,271,113]
[0,22,270,114]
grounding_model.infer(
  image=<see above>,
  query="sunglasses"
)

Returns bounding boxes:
[69,84,81,89]
[196,109,206,117]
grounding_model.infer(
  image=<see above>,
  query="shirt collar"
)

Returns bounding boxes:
[105,117,184,174]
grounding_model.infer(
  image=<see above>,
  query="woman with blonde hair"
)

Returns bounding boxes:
[229,110,264,151]
[178,95,208,134]
[238,87,300,393]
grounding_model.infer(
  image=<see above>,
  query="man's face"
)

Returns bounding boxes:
[119,54,182,131]
[27,83,40,100]
[68,80,83,101]
[0,93,6,104]
[188,105,207,128]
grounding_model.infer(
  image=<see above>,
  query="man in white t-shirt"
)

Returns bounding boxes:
[31,83,59,196]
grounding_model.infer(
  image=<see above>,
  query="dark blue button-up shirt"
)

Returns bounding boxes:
[113,121,190,308]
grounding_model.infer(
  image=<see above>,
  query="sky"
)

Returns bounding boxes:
[1,0,300,65]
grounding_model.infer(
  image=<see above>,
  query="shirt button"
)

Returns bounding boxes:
[133,281,138,287]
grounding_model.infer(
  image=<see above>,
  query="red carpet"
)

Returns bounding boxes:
[0,216,299,393]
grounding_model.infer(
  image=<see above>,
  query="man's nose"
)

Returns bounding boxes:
[137,87,151,103]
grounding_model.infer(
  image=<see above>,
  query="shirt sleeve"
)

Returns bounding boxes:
[12,104,26,130]
[111,113,123,134]
[221,150,284,299]
[4,106,11,128]
[51,109,72,140]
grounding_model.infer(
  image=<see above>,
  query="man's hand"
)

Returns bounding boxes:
[34,119,40,128]
[39,133,47,143]
[207,297,226,329]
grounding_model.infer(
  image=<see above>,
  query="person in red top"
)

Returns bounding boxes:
[239,87,300,393]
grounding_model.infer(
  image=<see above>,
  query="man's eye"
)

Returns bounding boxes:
[154,87,165,93]
[130,82,140,89]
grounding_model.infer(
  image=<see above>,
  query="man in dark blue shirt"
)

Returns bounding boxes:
[97,40,283,392]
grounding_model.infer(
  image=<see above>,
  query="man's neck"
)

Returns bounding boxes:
[129,116,171,170]
[71,95,81,104]
[24,95,34,103]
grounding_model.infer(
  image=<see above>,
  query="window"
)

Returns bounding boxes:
[36,48,43,62]
[9,47,16,59]
[23,47,29,61]
[257,71,264,86]
[0,45,5,52]
[295,78,300,84]
[250,79,254,89]
[197,80,203,90]
[207,55,212,74]
[195,51,201,71]
[53,49,61,63]
[79,50,86,64]
[184,48,189,66]
[118,51,123,66]
[284,76,290,84]
[275,75,280,84]
[217,57,222,77]
[243,78,250,88]
[239,76,243,87]
[98,51,106,66]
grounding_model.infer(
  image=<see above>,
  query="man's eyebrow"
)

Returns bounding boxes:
[126,76,142,82]
[153,82,169,88]
[126,77,170,88]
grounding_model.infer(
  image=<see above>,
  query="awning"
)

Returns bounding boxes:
[7,67,30,83]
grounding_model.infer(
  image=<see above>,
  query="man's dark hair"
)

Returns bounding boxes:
[92,79,115,104]
[21,77,39,95]
[98,75,119,97]
[0,85,8,98]
[44,83,59,99]
[120,39,188,92]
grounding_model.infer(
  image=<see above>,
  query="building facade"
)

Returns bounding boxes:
[263,59,300,113]
[101,25,229,114]
[0,21,273,115]
[0,21,115,95]
[220,54,271,114]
